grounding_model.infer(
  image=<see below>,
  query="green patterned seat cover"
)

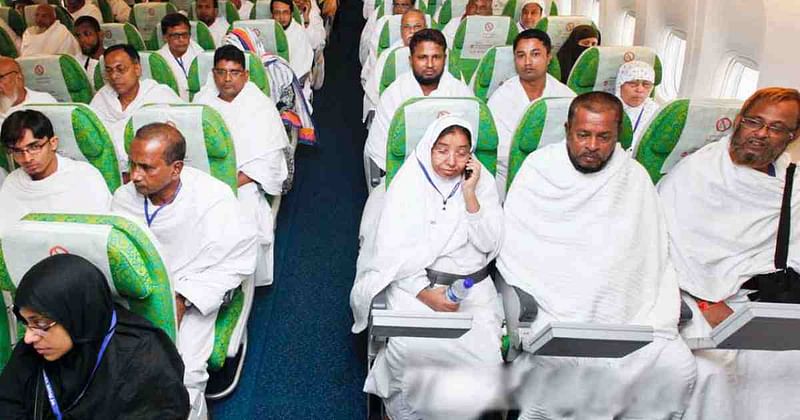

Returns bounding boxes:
[129,2,178,50]
[634,98,743,184]
[506,96,633,189]
[567,46,662,95]
[249,0,304,24]
[17,55,94,104]
[97,0,114,22]
[187,50,270,100]
[18,103,121,192]
[451,16,517,83]
[124,103,239,194]
[0,6,26,36]
[470,45,515,101]
[94,52,180,96]
[385,96,498,187]
[232,19,290,62]
[433,0,468,29]
[99,22,146,50]
[0,20,17,57]
[0,146,9,172]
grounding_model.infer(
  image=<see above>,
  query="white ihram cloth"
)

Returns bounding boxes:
[304,0,326,51]
[361,41,403,122]
[1,88,57,118]
[157,40,204,101]
[111,166,257,414]
[0,167,6,187]
[207,17,230,47]
[107,0,131,22]
[90,79,183,170]
[358,9,380,65]
[352,116,504,420]
[69,2,103,23]
[238,0,254,20]
[615,60,659,150]
[20,22,80,57]
[194,79,289,286]
[0,155,111,236]
[486,74,575,199]
[365,71,474,171]
[658,137,800,420]
[282,20,313,79]
[498,141,695,419]
[74,52,99,80]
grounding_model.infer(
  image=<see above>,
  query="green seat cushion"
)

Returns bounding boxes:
[155,20,216,50]
[0,22,17,57]
[129,2,178,50]
[17,55,93,104]
[249,0,303,24]
[19,103,121,191]
[209,286,243,370]
[379,46,410,95]
[95,52,180,97]
[0,6,26,36]
[433,0,468,29]
[187,50,270,100]
[97,0,114,22]
[0,145,9,172]
[471,45,515,102]
[385,96,498,187]
[451,16,517,83]
[232,19,290,62]
[125,104,239,193]
[222,0,241,24]
[568,46,662,95]
[100,22,146,50]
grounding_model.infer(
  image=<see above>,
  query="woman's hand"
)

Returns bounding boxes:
[417,287,459,312]
[463,157,480,213]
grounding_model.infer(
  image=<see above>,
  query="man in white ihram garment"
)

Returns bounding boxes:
[614,60,659,151]
[487,29,575,199]
[0,57,56,119]
[440,0,492,48]
[64,0,102,23]
[195,0,229,47]
[157,13,204,101]
[515,0,544,32]
[361,8,426,123]
[90,44,182,175]
[20,4,80,57]
[351,115,505,419]
[111,122,257,420]
[499,92,696,419]
[359,0,413,66]
[0,110,111,236]
[365,28,473,175]
[658,87,800,420]
[271,0,313,90]
[194,45,289,287]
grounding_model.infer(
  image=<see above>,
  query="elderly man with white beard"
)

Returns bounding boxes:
[0,57,56,119]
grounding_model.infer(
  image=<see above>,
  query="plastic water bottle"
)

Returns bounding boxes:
[445,277,475,303]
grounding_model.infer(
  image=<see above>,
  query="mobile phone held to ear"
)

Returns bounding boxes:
[464,167,473,180]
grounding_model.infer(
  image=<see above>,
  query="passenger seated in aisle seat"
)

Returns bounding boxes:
[365,29,473,174]
[0,110,111,235]
[0,254,190,419]
[658,87,800,420]
[441,0,492,48]
[65,0,103,24]
[351,116,504,420]
[361,8,427,123]
[615,60,657,150]
[516,0,543,31]
[0,57,56,119]
[499,92,696,419]
[295,0,325,52]
[487,29,575,200]
[271,0,315,98]
[20,5,81,57]
[359,0,413,66]
[196,0,230,47]
[193,45,289,287]
[73,16,105,79]
[90,44,182,176]
[157,13,204,101]
[556,24,599,83]
[111,123,257,420]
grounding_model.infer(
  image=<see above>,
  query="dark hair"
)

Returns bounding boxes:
[513,28,551,53]
[197,0,218,9]
[74,15,101,32]
[1,110,55,148]
[567,91,624,132]
[104,43,140,63]
[270,0,294,12]
[134,123,186,164]
[409,28,447,54]
[214,45,246,69]
[14,0,34,6]
[437,124,472,148]
[160,12,191,35]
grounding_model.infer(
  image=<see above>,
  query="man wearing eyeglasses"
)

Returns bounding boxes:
[0,109,110,235]
[658,87,800,419]
[193,45,288,287]
[0,57,56,118]
[156,13,204,101]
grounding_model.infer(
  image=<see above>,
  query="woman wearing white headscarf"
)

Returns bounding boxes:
[351,115,505,420]
[615,60,660,150]
[516,0,545,31]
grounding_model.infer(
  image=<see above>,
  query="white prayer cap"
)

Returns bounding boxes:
[614,60,655,97]
[519,0,546,12]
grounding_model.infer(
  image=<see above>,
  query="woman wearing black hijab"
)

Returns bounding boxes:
[0,254,190,419]
[556,24,601,83]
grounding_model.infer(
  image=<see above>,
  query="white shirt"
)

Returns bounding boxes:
[157,40,203,101]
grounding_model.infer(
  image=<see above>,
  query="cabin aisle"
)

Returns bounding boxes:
[211,0,369,417]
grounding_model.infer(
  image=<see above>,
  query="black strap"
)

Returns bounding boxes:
[775,163,796,270]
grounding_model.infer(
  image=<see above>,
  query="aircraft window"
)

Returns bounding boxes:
[620,11,636,46]
[721,58,760,100]
[658,30,687,100]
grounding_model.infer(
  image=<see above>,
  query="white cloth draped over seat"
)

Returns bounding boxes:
[157,40,204,101]
[498,141,695,418]
[90,78,183,170]
[351,116,504,420]
[20,22,80,57]
[0,154,111,236]
[194,78,289,286]
[486,74,575,197]
[69,2,103,22]
[207,17,230,47]
[111,166,257,414]
[365,71,474,172]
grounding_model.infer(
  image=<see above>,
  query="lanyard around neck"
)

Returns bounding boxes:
[416,157,461,210]
[42,310,117,420]
[633,106,646,133]
[144,181,182,227]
